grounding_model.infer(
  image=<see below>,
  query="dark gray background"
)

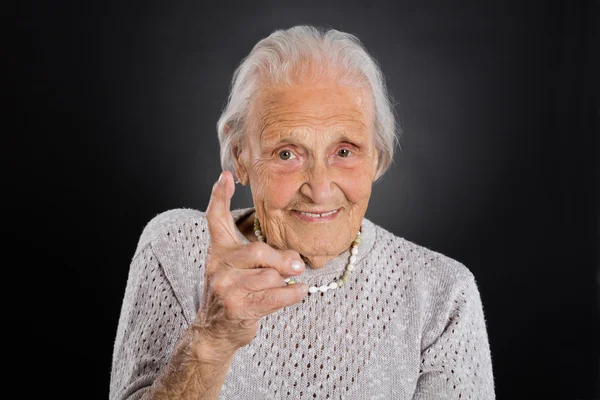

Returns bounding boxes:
[14,0,599,398]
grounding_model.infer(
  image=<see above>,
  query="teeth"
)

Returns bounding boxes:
[298,209,337,218]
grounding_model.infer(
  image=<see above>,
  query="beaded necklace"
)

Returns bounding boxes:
[253,216,361,294]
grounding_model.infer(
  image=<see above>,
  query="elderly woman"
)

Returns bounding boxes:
[110,26,495,399]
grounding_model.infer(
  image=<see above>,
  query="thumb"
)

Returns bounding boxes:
[206,170,238,249]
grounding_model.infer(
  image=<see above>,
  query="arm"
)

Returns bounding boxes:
[109,244,234,400]
[412,274,495,400]
[111,173,307,399]
[141,325,236,400]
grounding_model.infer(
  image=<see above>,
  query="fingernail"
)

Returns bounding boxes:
[218,172,225,186]
[291,260,304,272]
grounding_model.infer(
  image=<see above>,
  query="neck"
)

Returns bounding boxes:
[236,211,338,269]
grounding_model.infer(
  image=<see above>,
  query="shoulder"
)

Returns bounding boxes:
[133,208,207,257]
[128,208,211,324]
[368,221,483,345]
[368,221,485,346]
[370,221,475,285]
[128,207,254,321]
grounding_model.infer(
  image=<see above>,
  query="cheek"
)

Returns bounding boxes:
[249,156,374,208]
[339,174,372,204]
[335,163,374,204]
[250,162,302,209]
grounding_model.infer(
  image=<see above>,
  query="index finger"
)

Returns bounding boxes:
[205,171,239,249]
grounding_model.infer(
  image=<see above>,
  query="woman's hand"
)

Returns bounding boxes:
[137,171,307,400]
[193,170,309,356]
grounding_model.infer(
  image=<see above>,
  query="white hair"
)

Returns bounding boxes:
[216,25,399,181]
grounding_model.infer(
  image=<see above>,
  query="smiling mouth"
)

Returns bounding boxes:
[298,210,337,217]
[292,208,341,220]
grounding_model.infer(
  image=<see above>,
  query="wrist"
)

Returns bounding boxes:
[189,324,238,364]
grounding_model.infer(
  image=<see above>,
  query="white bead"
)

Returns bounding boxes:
[351,247,358,255]
[308,286,318,293]
[284,277,291,283]
[258,235,265,242]
[319,285,329,292]
[349,255,357,263]
[346,264,355,271]
[357,231,361,236]
[336,279,343,286]
[329,282,338,290]
[254,230,262,236]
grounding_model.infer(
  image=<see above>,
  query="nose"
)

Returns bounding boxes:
[300,161,335,205]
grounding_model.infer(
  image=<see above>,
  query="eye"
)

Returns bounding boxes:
[338,148,352,158]
[278,149,296,160]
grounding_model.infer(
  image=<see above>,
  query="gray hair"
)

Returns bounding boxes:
[216,25,399,181]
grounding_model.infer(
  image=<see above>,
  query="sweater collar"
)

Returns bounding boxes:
[229,207,377,281]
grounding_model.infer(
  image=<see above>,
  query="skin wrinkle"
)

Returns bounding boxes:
[261,122,366,148]
[258,104,368,143]
[233,80,378,269]
[255,79,368,136]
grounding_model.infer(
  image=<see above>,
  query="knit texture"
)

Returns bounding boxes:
[110,207,495,399]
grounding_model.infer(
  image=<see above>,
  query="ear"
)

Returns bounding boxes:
[372,148,380,181]
[231,137,250,186]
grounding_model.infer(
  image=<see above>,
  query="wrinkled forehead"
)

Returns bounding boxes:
[247,82,375,145]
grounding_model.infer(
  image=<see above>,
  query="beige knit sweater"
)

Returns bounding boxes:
[110,207,495,399]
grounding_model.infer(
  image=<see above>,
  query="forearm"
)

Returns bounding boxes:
[142,326,236,400]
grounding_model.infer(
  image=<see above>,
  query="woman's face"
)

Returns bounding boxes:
[234,81,378,269]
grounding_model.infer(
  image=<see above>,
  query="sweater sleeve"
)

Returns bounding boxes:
[412,274,495,400]
[110,243,189,400]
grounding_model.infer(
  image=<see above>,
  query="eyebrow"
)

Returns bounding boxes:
[261,131,362,148]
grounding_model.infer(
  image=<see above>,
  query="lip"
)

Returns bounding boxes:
[292,208,342,222]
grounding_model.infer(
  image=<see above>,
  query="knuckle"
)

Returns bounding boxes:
[210,272,231,297]
[261,268,283,286]
[248,241,266,260]
[222,296,238,315]
[211,281,227,297]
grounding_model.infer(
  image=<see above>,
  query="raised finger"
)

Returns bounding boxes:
[205,171,238,249]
